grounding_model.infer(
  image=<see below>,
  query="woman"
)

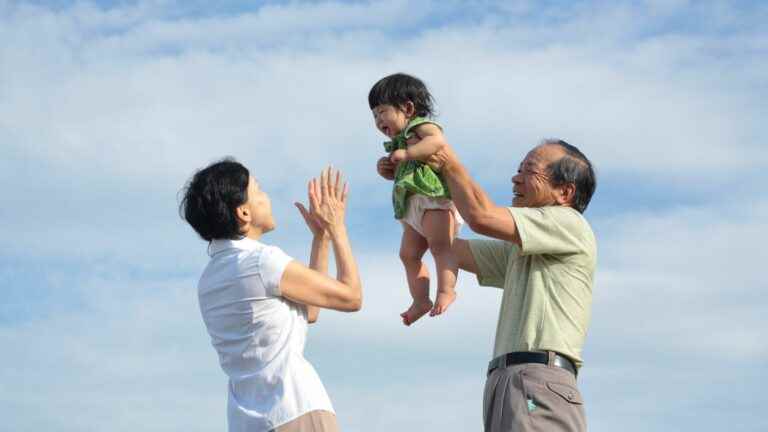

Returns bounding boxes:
[180,159,362,432]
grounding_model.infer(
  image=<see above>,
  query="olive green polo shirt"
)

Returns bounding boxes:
[468,206,597,368]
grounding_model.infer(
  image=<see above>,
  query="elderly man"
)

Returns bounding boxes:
[378,139,597,432]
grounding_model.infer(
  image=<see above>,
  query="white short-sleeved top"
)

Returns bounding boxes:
[197,237,334,431]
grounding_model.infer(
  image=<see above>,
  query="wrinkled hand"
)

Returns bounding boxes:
[307,166,348,236]
[376,156,395,180]
[389,149,407,164]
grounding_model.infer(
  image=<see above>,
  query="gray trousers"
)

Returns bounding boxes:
[483,354,586,432]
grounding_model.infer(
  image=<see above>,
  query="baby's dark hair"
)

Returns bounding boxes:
[368,73,435,118]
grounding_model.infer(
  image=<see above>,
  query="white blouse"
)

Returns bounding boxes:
[197,237,334,431]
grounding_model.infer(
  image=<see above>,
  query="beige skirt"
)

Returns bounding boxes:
[273,410,339,432]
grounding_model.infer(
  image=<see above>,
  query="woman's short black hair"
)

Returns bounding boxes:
[179,158,250,241]
[368,73,435,118]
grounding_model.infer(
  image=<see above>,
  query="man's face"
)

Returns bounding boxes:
[511,144,566,208]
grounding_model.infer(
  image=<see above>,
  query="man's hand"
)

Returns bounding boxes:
[426,143,459,173]
[376,156,395,180]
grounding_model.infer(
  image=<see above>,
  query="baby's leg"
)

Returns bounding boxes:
[422,209,458,317]
[399,222,432,326]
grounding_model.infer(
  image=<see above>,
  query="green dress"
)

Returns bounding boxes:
[383,117,451,219]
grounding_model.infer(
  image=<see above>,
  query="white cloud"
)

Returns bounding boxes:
[587,199,768,381]
[0,276,222,431]
[1,0,765,268]
[2,0,766,189]
[2,1,767,431]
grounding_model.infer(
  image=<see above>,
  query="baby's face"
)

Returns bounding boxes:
[372,104,409,139]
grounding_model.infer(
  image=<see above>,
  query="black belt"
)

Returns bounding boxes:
[487,351,577,377]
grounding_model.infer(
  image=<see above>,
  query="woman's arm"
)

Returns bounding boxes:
[294,202,330,323]
[305,234,329,322]
[280,255,361,312]
[282,168,362,312]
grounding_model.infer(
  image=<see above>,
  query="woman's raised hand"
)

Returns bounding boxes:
[294,199,325,238]
[282,166,361,313]
[307,167,348,236]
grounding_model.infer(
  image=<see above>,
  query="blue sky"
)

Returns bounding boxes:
[1,0,766,430]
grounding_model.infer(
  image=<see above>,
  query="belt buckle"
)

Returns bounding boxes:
[552,353,577,377]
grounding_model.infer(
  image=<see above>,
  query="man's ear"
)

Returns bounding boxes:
[556,183,576,207]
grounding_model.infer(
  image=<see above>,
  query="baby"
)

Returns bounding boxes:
[371,73,463,326]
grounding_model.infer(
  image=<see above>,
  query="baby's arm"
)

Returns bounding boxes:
[390,123,447,163]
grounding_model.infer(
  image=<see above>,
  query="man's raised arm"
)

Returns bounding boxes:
[429,145,521,245]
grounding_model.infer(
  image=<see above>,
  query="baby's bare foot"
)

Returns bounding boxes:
[400,300,433,326]
[430,291,457,317]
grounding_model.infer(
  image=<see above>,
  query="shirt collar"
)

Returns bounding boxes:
[209,236,261,256]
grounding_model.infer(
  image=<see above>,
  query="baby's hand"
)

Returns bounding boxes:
[376,156,395,180]
[390,149,407,164]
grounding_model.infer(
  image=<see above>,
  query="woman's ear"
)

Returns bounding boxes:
[235,204,251,225]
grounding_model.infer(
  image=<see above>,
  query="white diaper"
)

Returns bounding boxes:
[400,194,464,238]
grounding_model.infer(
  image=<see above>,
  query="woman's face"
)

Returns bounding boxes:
[244,176,275,234]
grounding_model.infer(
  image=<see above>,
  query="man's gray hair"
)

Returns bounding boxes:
[540,138,597,213]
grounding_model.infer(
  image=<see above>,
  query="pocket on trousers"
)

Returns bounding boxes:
[546,382,583,405]
[519,367,586,432]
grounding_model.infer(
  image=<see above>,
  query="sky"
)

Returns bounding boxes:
[1,0,766,430]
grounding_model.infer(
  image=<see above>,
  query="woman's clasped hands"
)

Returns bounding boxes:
[295,166,349,238]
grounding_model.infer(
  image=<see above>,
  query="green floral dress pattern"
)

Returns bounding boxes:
[383,117,451,219]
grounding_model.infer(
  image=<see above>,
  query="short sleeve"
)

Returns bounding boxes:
[260,246,293,297]
[468,239,515,288]
[509,206,590,256]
